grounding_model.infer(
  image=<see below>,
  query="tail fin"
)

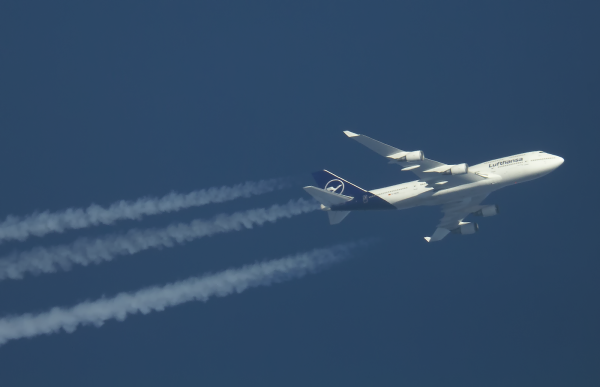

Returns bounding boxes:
[311,170,368,198]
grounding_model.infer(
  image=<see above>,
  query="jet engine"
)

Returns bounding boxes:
[443,163,468,175]
[451,222,479,235]
[396,150,424,162]
[473,205,499,217]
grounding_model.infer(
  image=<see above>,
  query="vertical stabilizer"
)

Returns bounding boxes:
[311,170,367,198]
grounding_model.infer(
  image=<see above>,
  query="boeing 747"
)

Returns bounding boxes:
[304,131,564,242]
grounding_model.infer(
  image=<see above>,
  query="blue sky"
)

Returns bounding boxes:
[0,1,598,386]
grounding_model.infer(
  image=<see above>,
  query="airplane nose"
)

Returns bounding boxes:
[557,156,564,166]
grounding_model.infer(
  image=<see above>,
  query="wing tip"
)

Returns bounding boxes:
[343,130,359,137]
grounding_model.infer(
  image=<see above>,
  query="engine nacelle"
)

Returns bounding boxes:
[451,222,479,235]
[396,150,424,162]
[443,163,468,175]
[473,205,499,217]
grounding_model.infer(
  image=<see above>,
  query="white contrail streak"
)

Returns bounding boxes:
[0,198,319,281]
[0,178,288,244]
[0,243,364,346]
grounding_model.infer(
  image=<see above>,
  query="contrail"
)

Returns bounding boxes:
[0,242,365,346]
[0,178,289,244]
[0,198,319,281]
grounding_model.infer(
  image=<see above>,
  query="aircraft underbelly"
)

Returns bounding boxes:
[388,183,497,209]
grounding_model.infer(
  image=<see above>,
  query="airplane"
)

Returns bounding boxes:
[303,131,564,242]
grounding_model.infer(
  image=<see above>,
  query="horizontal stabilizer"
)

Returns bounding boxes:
[328,211,350,225]
[304,186,353,225]
[303,186,353,208]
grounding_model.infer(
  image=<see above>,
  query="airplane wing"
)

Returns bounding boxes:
[343,131,445,179]
[425,194,490,242]
[343,131,486,185]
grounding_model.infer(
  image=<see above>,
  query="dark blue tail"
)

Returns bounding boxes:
[311,170,367,198]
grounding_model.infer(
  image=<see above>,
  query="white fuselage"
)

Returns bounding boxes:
[370,151,564,209]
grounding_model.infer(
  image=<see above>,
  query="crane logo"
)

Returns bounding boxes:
[324,179,344,195]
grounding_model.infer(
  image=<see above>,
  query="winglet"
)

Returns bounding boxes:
[343,130,359,137]
[424,228,451,242]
